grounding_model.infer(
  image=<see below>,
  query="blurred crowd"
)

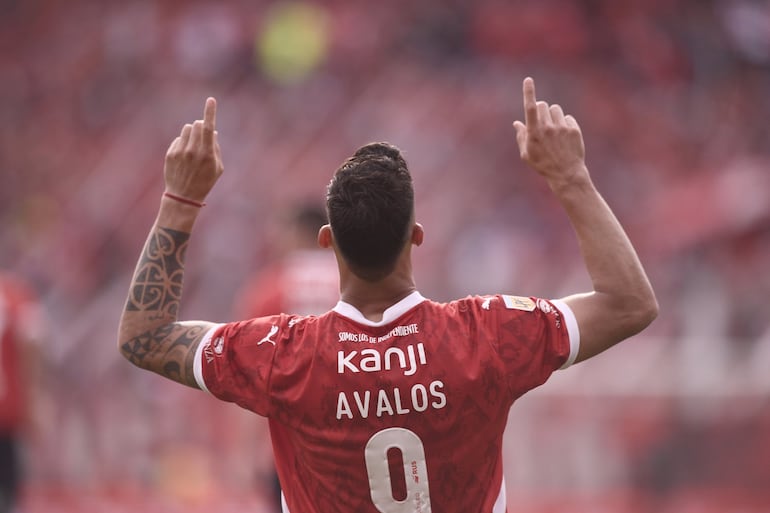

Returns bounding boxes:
[1,0,769,511]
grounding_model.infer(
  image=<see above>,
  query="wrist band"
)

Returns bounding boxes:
[163,192,206,208]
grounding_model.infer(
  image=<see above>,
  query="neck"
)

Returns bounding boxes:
[337,258,417,323]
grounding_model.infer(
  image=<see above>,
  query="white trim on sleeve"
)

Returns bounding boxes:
[551,299,580,369]
[193,324,224,393]
[281,492,290,513]
[493,476,507,513]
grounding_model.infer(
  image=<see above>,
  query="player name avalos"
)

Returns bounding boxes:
[336,325,446,420]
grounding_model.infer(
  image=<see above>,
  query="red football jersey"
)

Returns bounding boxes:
[195,292,579,513]
[235,249,340,318]
[0,274,42,432]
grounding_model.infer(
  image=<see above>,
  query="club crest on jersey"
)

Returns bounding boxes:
[502,295,536,311]
[203,336,224,364]
[536,298,555,314]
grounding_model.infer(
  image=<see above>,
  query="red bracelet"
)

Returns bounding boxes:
[163,192,206,208]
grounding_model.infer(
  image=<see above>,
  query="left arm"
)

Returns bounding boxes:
[118,98,224,388]
[513,77,657,364]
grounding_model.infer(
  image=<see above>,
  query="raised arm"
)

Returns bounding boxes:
[513,77,658,364]
[118,98,224,387]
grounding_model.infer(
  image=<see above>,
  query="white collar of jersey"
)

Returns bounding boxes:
[332,291,426,327]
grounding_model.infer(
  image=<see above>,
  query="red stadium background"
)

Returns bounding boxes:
[1,0,769,511]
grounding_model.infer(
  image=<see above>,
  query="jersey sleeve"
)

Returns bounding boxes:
[547,299,580,370]
[193,316,288,416]
[485,295,580,398]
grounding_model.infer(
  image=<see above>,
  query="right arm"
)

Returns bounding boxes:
[513,77,658,364]
[118,98,224,388]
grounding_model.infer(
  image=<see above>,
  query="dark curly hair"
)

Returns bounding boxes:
[326,142,414,282]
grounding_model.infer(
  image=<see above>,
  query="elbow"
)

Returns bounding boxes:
[117,323,137,364]
[118,335,144,368]
[118,339,131,361]
[640,298,659,330]
[117,335,132,362]
[629,291,659,334]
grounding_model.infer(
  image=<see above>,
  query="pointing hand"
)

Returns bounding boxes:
[163,97,225,203]
[513,78,587,189]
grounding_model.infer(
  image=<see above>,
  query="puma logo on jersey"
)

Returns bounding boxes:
[482,297,492,310]
[258,325,279,346]
[338,343,427,376]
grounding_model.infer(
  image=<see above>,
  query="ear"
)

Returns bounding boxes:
[411,223,424,246]
[318,224,333,248]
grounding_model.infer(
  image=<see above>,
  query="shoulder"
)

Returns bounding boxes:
[220,313,328,350]
[406,295,524,335]
[439,295,571,339]
[442,294,538,316]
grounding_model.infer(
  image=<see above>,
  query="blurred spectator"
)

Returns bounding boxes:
[0,273,45,513]
[233,203,338,512]
[234,203,338,320]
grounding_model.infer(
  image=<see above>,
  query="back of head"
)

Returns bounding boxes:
[326,142,414,282]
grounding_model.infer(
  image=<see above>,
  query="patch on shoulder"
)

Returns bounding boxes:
[502,295,536,311]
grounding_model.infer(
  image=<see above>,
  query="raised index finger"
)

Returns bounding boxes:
[203,97,217,145]
[523,77,538,127]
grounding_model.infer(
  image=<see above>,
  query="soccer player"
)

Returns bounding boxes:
[234,203,339,320]
[118,77,658,513]
[0,273,44,513]
[233,203,338,512]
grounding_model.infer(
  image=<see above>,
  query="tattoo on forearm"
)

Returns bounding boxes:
[121,323,207,386]
[120,226,202,387]
[126,227,189,317]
